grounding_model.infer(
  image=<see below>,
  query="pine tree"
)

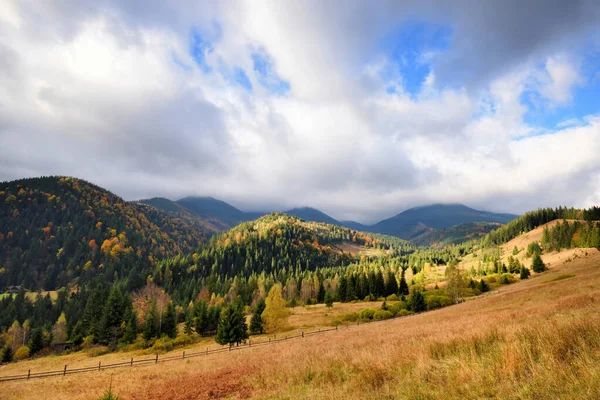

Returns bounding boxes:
[1,346,13,363]
[478,279,489,293]
[163,302,177,339]
[142,301,158,341]
[338,276,348,302]
[193,301,209,336]
[399,269,409,296]
[215,303,248,347]
[28,328,44,355]
[324,290,334,309]
[410,291,426,313]
[532,253,546,273]
[100,286,124,345]
[123,311,138,344]
[386,271,399,296]
[249,299,266,334]
[520,266,531,280]
[183,312,194,335]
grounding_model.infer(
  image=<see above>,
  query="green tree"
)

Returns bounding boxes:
[100,286,125,346]
[122,311,138,344]
[410,291,426,313]
[478,279,489,293]
[215,303,248,347]
[193,301,209,336]
[324,290,334,309]
[520,266,531,280]
[399,269,409,296]
[445,261,465,304]
[1,346,13,363]
[249,299,266,334]
[531,253,546,273]
[142,301,158,341]
[28,328,44,355]
[162,302,178,339]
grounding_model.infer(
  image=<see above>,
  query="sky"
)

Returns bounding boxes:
[1,1,600,223]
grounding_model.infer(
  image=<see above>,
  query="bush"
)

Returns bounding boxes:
[373,310,393,321]
[150,336,174,353]
[14,346,30,360]
[386,294,399,302]
[173,334,193,347]
[341,312,359,322]
[82,335,95,348]
[396,309,414,317]
[387,302,407,316]
[425,295,453,310]
[359,308,376,321]
[85,346,110,357]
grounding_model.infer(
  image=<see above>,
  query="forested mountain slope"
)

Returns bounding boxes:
[0,177,205,290]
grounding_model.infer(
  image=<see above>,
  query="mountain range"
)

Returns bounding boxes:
[138,196,518,243]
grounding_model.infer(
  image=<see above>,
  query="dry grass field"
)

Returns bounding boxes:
[1,243,600,399]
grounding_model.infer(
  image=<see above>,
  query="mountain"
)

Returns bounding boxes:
[370,204,518,240]
[0,177,205,290]
[412,221,503,247]
[177,196,248,228]
[283,207,340,225]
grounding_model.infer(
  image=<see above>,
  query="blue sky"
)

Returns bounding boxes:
[1,1,599,222]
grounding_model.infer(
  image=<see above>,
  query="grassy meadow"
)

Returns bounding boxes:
[1,246,599,399]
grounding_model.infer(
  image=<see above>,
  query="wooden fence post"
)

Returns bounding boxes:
[155,354,158,364]
[336,326,338,330]
[206,347,208,355]
[302,331,304,337]
[98,361,101,370]
[183,351,185,359]
[63,365,67,376]
[27,370,30,380]
[131,357,133,366]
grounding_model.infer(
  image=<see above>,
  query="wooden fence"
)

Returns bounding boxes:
[0,326,342,382]
[0,310,425,383]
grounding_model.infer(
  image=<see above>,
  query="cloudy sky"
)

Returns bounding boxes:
[1,1,600,223]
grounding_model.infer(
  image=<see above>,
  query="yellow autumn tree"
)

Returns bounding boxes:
[262,284,290,335]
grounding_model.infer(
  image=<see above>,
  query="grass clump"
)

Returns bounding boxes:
[541,274,576,284]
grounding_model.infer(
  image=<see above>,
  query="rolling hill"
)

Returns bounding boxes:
[370,204,518,240]
[0,177,205,290]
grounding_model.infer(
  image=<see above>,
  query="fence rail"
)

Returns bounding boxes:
[0,312,421,383]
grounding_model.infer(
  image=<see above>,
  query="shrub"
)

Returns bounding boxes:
[386,294,399,302]
[359,308,376,321]
[425,295,453,310]
[14,346,30,360]
[396,309,414,317]
[387,302,407,316]
[341,312,359,322]
[532,253,547,273]
[373,310,393,321]
[82,335,95,348]
[98,388,120,400]
[85,346,110,357]
[150,336,174,353]
[173,334,193,347]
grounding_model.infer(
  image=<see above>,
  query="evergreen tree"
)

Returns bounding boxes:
[531,253,546,273]
[215,303,248,347]
[338,276,348,302]
[399,269,409,296]
[410,291,426,313]
[122,311,138,344]
[478,279,489,293]
[162,302,178,339]
[100,286,124,346]
[519,266,531,280]
[28,328,44,355]
[183,311,194,335]
[249,299,266,334]
[1,346,13,363]
[324,290,334,309]
[386,271,399,296]
[142,301,158,341]
[193,301,209,336]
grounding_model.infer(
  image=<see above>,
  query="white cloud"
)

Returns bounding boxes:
[0,0,599,223]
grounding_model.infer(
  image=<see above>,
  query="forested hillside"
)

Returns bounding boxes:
[0,177,205,290]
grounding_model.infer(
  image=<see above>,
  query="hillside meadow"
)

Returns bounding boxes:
[1,247,599,399]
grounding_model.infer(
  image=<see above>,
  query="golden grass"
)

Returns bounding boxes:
[1,249,600,399]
